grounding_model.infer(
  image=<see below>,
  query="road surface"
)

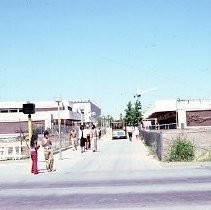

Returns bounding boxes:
[0,137,211,209]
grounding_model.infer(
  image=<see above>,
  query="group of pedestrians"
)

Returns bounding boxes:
[70,124,101,153]
[29,130,54,175]
[30,125,101,175]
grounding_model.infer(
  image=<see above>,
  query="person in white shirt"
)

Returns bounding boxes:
[84,125,91,149]
[91,124,98,152]
[134,127,139,140]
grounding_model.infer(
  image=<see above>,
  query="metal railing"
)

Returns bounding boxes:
[0,145,29,160]
[0,132,73,161]
[147,123,177,130]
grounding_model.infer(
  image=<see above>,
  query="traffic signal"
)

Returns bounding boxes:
[23,103,35,114]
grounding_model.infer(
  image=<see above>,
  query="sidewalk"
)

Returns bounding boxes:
[0,135,210,184]
[0,134,108,182]
[1,148,101,186]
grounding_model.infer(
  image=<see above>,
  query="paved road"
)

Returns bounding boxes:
[0,138,211,209]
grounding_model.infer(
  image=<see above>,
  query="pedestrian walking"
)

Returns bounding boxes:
[127,126,133,141]
[84,125,91,149]
[42,130,54,172]
[70,128,78,151]
[134,127,139,140]
[30,133,39,175]
[98,128,101,140]
[91,124,98,152]
[79,125,86,153]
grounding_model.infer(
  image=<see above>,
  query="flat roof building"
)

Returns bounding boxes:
[0,100,101,137]
[143,99,211,129]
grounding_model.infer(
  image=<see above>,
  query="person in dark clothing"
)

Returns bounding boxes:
[79,125,86,153]
[127,126,133,141]
[98,128,101,140]
[85,125,91,149]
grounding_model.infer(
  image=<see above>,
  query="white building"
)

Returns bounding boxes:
[72,100,101,123]
[0,100,101,136]
[143,99,211,129]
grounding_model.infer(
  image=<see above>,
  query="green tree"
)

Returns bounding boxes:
[133,100,143,126]
[124,101,134,126]
[124,100,142,126]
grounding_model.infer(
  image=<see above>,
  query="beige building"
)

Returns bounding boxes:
[0,100,101,137]
[143,99,211,129]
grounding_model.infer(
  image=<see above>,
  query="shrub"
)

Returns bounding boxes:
[168,137,195,162]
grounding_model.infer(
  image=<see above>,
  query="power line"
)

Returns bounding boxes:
[102,56,211,96]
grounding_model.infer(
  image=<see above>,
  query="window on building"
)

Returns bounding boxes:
[9,109,18,113]
[0,109,9,113]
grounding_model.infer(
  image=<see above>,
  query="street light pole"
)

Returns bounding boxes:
[28,114,32,143]
[81,111,83,125]
[79,105,85,126]
[55,100,62,160]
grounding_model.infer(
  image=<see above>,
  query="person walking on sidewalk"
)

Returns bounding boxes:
[127,126,133,141]
[79,125,86,153]
[42,130,54,172]
[30,133,40,175]
[91,124,98,152]
[84,125,91,150]
[134,127,140,141]
[70,128,78,151]
[98,128,101,140]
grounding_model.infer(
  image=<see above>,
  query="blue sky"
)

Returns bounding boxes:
[1,0,211,118]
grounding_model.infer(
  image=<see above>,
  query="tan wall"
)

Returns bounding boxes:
[162,129,211,159]
[141,128,211,161]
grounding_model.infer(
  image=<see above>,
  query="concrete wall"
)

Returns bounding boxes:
[141,128,211,161]
[141,131,163,160]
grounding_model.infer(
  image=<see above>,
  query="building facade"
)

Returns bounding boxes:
[72,100,101,124]
[143,99,211,129]
[0,100,101,136]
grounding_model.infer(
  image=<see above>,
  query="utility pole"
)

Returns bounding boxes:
[55,100,62,160]
[23,102,35,145]
[28,114,32,141]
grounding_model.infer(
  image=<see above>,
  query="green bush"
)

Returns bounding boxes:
[168,137,195,162]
